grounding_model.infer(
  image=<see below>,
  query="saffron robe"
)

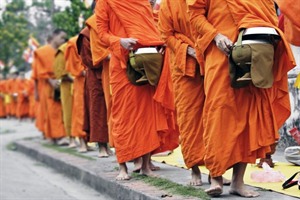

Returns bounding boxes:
[187,0,295,177]
[32,45,66,139]
[53,43,73,137]
[158,0,205,168]
[65,36,86,138]
[96,0,179,163]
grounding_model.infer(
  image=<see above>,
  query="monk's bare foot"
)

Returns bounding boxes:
[189,166,202,186]
[229,185,259,198]
[140,168,159,178]
[116,163,131,181]
[223,177,231,186]
[133,157,142,173]
[149,161,160,171]
[106,147,114,156]
[68,139,77,148]
[78,146,87,153]
[205,176,223,197]
[208,174,231,186]
[98,145,109,158]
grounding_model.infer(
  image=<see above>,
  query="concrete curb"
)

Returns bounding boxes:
[14,140,166,200]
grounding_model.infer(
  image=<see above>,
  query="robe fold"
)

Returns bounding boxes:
[65,36,86,139]
[158,0,205,168]
[96,0,179,163]
[53,43,73,137]
[187,0,295,177]
[27,79,36,119]
[32,45,66,139]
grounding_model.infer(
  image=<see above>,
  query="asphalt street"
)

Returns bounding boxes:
[0,118,111,200]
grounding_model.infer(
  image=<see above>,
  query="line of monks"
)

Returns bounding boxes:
[0,72,35,120]
[0,0,299,198]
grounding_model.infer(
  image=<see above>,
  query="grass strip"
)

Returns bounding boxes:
[6,142,17,151]
[42,143,96,161]
[132,173,210,200]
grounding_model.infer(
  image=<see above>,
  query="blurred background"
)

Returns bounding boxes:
[0,0,94,77]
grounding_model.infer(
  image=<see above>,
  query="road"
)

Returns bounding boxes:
[0,118,111,200]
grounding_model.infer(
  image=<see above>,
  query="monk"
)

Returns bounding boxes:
[27,78,36,120]
[8,72,19,118]
[0,74,6,118]
[187,0,295,197]
[158,0,205,186]
[16,72,29,119]
[32,29,67,142]
[53,42,76,147]
[96,0,179,180]
[65,36,88,152]
[78,14,111,157]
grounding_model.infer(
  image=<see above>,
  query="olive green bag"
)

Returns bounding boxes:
[127,51,163,86]
[229,30,275,88]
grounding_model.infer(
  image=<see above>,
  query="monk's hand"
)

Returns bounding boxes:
[81,70,86,77]
[120,38,138,50]
[187,46,196,59]
[106,54,111,60]
[214,33,233,56]
[48,78,60,89]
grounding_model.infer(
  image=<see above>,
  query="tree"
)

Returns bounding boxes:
[52,0,93,38]
[0,0,30,74]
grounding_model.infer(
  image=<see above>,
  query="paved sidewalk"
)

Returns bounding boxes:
[0,118,298,200]
[14,136,299,200]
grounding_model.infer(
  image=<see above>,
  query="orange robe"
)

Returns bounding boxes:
[0,80,6,118]
[8,79,18,117]
[32,45,66,139]
[31,60,44,131]
[27,79,36,119]
[275,0,300,28]
[187,0,295,177]
[16,78,29,119]
[65,36,86,138]
[158,0,205,168]
[96,0,179,163]
[77,27,109,143]
[3,80,11,116]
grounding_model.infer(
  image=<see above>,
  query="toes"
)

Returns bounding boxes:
[205,186,223,197]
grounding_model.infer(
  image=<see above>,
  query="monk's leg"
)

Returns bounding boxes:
[78,137,88,153]
[133,157,142,173]
[208,174,231,186]
[229,163,259,197]
[140,153,157,177]
[205,176,223,197]
[149,160,160,171]
[68,137,77,148]
[98,142,109,158]
[190,165,202,186]
[116,163,130,181]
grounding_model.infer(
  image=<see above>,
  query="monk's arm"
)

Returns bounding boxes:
[158,0,184,53]
[187,0,218,43]
[95,0,120,48]
[65,46,83,77]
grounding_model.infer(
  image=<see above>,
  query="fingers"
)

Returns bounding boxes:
[215,34,233,56]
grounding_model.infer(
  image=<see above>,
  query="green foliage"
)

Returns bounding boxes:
[52,0,93,38]
[0,0,30,72]
[132,173,210,199]
[42,143,96,161]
